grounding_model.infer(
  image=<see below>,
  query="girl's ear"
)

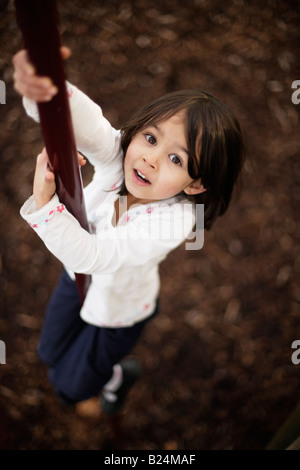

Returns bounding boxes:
[184,179,207,196]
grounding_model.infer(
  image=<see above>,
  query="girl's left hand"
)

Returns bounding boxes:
[33,148,56,209]
[33,148,86,209]
[12,47,71,102]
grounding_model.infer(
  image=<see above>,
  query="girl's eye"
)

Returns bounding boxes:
[145,134,156,146]
[169,154,182,166]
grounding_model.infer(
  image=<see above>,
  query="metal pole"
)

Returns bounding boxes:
[14,0,91,303]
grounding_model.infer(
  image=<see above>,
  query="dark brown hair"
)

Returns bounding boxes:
[120,89,245,230]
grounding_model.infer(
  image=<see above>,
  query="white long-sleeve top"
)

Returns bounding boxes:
[20,83,196,327]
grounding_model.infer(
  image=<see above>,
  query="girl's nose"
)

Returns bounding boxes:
[143,155,157,169]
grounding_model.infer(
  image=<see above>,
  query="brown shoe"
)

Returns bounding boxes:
[75,396,102,418]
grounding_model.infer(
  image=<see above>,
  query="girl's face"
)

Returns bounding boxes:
[124,111,205,204]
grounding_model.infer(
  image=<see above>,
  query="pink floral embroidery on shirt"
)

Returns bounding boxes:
[28,204,66,229]
[144,303,150,310]
[125,215,130,223]
[45,210,55,223]
[146,207,154,214]
[67,87,74,98]
[110,178,124,191]
[56,204,65,213]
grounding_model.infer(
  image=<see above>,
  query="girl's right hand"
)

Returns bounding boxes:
[12,47,71,102]
[33,148,86,209]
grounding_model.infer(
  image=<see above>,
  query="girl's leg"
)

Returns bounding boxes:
[49,302,159,404]
[37,270,85,368]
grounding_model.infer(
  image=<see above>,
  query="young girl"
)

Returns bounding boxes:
[13,49,245,415]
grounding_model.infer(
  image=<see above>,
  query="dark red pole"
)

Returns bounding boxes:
[14,0,91,303]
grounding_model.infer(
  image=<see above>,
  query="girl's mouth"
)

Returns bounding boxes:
[133,169,151,185]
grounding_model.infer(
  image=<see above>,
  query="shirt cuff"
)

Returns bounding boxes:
[20,193,63,229]
[22,97,40,122]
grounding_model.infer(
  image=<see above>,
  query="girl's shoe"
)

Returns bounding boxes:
[100,358,142,415]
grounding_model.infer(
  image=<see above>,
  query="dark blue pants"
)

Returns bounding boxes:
[38,270,158,404]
